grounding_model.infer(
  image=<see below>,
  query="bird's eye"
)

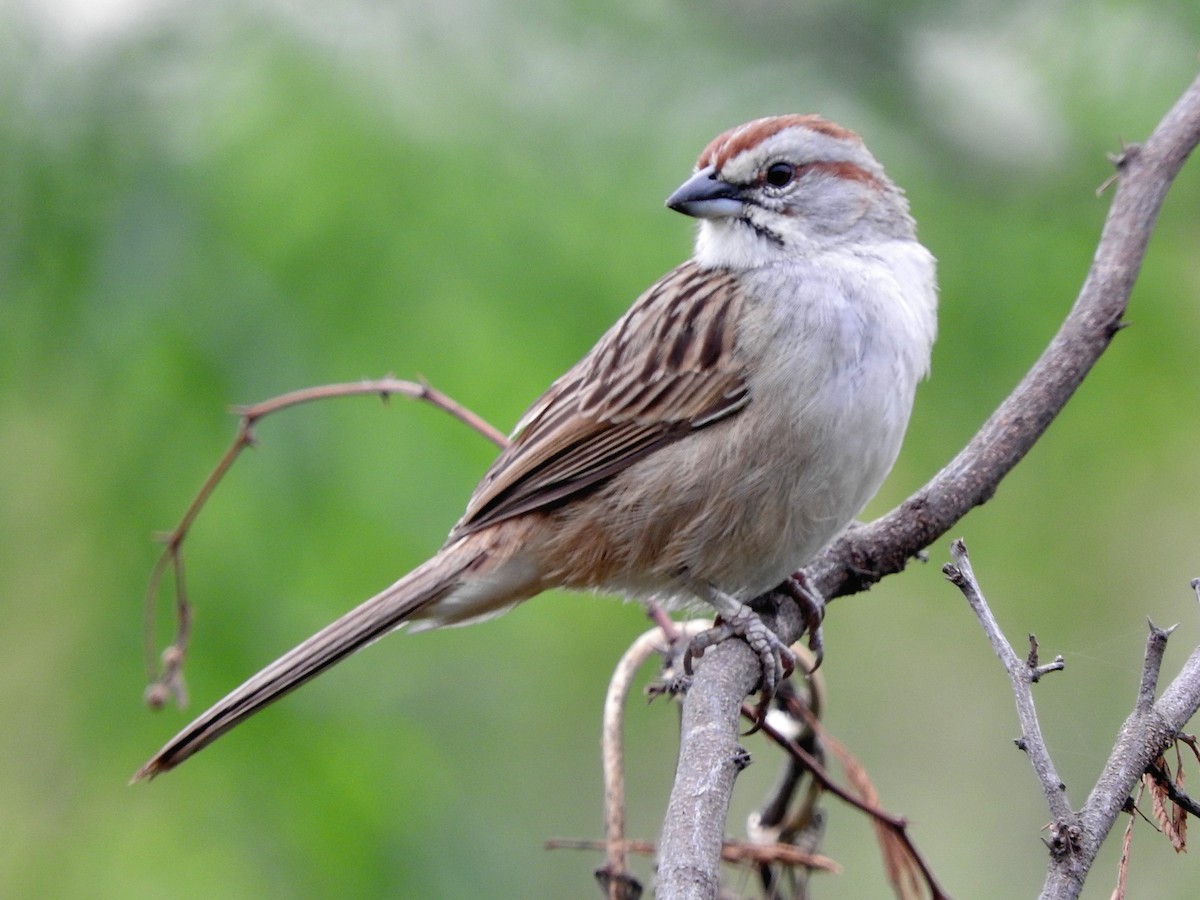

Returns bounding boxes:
[764,162,796,188]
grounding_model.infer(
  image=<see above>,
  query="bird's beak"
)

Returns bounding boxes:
[665,166,743,219]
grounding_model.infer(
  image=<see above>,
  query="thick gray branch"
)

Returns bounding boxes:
[657,604,804,900]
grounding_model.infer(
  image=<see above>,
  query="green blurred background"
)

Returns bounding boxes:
[3,1,1200,896]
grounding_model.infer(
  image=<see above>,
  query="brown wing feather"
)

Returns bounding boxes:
[451,261,749,537]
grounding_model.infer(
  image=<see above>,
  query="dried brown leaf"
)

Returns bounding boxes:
[820,728,924,900]
[1144,759,1188,853]
[1110,810,1134,900]
[1172,754,1189,853]
[1147,765,1172,836]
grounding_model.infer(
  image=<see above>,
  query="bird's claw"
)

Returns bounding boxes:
[781,572,826,672]
[683,604,797,718]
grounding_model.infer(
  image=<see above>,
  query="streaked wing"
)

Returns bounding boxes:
[452,261,750,536]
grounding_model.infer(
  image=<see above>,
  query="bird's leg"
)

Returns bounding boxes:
[683,580,797,710]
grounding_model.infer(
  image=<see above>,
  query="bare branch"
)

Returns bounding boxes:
[142,377,507,708]
[1040,635,1200,898]
[545,837,839,875]
[657,636,762,900]
[943,540,1072,822]
[1137,621,1177,712]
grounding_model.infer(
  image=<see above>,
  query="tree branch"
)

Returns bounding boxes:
[659,72,1200,899]
[1039,637,1200,899]
[657,635,762,899]
[943,540,1071,822]
[142,377,507,709]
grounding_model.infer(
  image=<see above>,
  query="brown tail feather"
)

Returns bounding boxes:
[132,539,486,782]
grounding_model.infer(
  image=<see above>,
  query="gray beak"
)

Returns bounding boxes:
[665,166,743,219]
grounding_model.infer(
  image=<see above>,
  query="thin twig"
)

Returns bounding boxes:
[596,619,711,900]
[545,837,840,873]
[752,706,901,829]
[1027,635,1066,683]
[751,703,950,900]
[752,660,824,835]
[748,674,827,900]
[1137,621,1177,712]
[142,376,507,707]
[943,539,1071,822]
[1145,761,1200,818]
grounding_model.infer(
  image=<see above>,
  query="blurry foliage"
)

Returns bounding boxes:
[1,0,1199,897]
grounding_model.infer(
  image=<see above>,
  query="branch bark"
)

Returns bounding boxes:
[659,72,1200,899]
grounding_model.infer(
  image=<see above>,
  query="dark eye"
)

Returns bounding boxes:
[764,162,796,187]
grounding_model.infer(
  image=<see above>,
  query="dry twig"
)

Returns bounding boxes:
[943,539,1070,822]
[142,377,507,708]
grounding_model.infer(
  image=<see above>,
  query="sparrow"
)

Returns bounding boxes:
[135,114,937,780]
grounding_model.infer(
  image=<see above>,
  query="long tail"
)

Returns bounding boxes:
[132,538,488,781]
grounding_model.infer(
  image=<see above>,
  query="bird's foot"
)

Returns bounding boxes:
[683,601,797,714]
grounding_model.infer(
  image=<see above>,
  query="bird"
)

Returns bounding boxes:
[134,114,937,781]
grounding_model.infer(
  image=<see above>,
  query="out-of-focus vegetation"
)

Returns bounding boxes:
[3,1,1199,896]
